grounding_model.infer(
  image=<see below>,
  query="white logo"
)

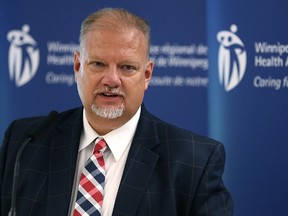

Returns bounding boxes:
[7,25,40,87]
[217,24,247,91]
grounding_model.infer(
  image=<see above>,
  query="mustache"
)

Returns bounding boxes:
[93,86,125,96]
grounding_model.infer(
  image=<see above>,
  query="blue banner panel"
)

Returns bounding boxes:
[0,0,208,140]
[207,1,288,215]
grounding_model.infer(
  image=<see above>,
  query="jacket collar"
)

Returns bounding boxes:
[46,107,83,216]
[46,106,161,216]
[113,105,160,215]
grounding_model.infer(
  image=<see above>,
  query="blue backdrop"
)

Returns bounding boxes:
[207,0,288,215]
[1,0,287,215]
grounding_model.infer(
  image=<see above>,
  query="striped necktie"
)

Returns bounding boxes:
[74,138,107,216]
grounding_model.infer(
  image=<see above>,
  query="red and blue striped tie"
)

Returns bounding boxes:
[74,138,107,216]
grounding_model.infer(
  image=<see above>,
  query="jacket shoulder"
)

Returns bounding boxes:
[145,109,221,146]
[3,107,83,142]
[140,108,225,164]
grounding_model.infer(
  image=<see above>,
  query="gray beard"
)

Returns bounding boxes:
[91,104,124,119]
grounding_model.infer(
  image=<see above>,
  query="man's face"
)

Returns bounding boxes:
[74,26,153,133]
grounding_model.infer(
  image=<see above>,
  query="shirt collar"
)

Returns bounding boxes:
[80,107,141,161]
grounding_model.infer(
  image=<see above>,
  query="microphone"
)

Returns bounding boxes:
[8,111,58,216]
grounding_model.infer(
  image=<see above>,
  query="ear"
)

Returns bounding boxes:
[144,60,154,90]
[74,51,81,81]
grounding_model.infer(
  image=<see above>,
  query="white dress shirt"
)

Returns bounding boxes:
[69,107,141,216]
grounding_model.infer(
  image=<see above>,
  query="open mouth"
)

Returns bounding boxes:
[101,92,119,97]
[94,88,125,102]
[96,91,125,103]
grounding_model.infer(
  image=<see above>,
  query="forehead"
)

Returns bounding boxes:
[83,27,148,57]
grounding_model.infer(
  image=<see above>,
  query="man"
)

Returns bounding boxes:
[0,8,233,216]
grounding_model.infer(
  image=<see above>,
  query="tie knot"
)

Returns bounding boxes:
[93,138,107,154]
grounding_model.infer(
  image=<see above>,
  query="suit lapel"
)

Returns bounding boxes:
[113,106,160,216]
[46,108,83,216]
[44,106,160,215]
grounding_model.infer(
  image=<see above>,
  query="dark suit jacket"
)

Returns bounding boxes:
[0,106,233,216]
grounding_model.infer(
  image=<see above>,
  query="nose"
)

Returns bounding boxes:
[102,66,121,88]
